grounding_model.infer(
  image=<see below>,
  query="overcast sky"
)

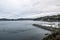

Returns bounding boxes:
[0,0,60,18]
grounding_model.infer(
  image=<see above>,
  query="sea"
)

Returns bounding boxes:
[0,20,58,40]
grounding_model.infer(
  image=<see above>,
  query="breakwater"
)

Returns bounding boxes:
[33,24,54,31]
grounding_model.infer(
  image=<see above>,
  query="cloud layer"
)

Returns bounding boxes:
[0,0,60,18]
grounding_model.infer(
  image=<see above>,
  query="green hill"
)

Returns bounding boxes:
[34,15,60,22]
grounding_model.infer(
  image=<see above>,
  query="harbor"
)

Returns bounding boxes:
[33,22,60,40]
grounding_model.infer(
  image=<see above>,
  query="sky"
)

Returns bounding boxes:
[0,0,60,19]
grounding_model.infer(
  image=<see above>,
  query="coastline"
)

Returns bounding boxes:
[43,28,60,40]
[33,24,60,40]
[33,24,54,31]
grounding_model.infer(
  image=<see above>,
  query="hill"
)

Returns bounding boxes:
[34,15,60,22]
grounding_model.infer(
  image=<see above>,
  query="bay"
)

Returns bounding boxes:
[0,21,51,40]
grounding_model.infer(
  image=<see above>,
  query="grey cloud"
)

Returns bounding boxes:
[0,0,60,18]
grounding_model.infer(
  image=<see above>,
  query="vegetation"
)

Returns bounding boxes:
[34,15,60,22]
[43,28,60,40]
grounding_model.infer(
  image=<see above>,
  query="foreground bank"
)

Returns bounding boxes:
[43,28,60,40]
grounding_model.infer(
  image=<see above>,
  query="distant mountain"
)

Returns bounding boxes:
[0,18,34,21]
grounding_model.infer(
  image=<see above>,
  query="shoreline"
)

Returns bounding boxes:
[33,24,54,31]
[33,24,60,40]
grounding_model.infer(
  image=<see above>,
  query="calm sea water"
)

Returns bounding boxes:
[0,21,51,40]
